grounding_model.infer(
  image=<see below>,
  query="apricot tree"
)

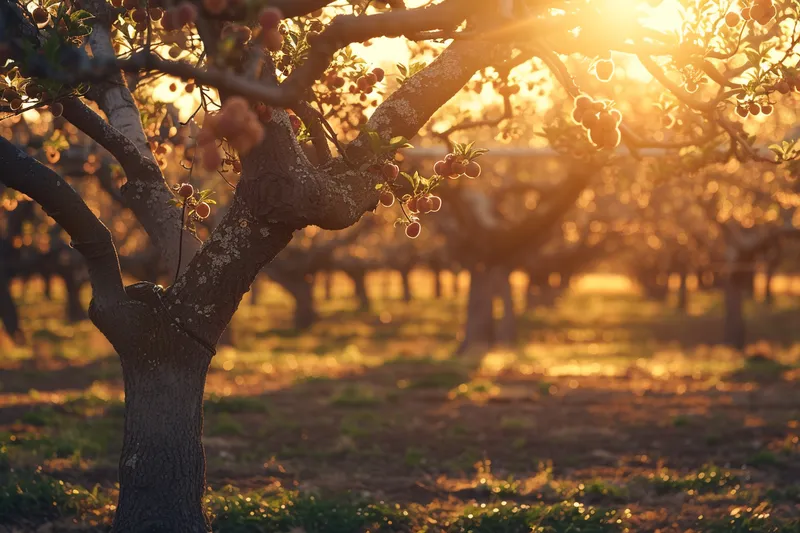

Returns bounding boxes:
[1,0,799,529]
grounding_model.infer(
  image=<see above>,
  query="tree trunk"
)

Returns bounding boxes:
[400,269,412,302]
[63,273,87,323]
[764,265,775,307]
[432,269,442,299]
[723,273,746,350]
[271,273,318,330]
[495,267,516,345]
[450,269,460,298]
[293,276,316,330]
[742,269,756,300]
[676,270,688,312]
[0,270,20,339]
[112,338,212,532]
[322,270,333,301]
[458,266,494,353]
[347,270,370,311]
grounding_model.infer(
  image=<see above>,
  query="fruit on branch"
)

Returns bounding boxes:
[254,102,273,123]
[725,11,740,26]
[178,183,194,198]
[433,160,448,177]
[150,7,164,20]
[449,159,466,176]
[749,0,776,25]
[760,103,773,115]
[162,2,198,31]
[748,102,761,115]
[259,7,283,29]
[372,68,385,83]
[198,97,264,170]
[406,197,419,214]
[736,104,749,118]
[741,6,751,20]
[429,195,442,212]
[195,202,211,220]
[263,29,283,51]
[465,160,481,179]
[203,0,228,15]
[379,190,395,207]
[382,162,399,180]
[32,6,49,25]
[405,221,421,239]
[685,79,698,93]
[417,196,432,214]
[594,59,614,82]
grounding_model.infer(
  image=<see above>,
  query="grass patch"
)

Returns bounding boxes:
[205,394,271,414]
[329,384,382,407]
[444,501,622,533]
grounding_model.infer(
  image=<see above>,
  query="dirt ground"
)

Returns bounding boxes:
[0,273,798,532]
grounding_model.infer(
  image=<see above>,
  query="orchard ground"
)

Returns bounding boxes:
[0,273,799,532]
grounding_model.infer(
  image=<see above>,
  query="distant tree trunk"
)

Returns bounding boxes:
[676,269,688,312]
[63,273,87,323]
[764,264,775,307]
[432,269,442,299]
[459,266,494,353]
[42,273,53,300]
[640,271,669,301]
[723,272,746,350]
[272,273,318,330]
[450,269,460,298]
[322,270,333,301]
[525,271,556,311]
[742,269,756,300]
[495,267,516,345]
[399,269,412,302]
[0,269,20,339]
[561,271,573,291]
[346,269,370,311]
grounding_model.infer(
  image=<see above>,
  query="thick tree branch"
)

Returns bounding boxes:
[0,138,127,308]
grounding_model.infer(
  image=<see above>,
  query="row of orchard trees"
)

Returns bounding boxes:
[6,140,800,353]
[1,0,800,529]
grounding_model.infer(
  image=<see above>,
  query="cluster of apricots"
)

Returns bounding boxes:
[594,59,614,82]
[1,85,61,115]
[726,0,777,26]
[736,100,773,117]
[176,183,212,219]
[571,95,622,150]
[432,154,481,179]
[197,97,264,170]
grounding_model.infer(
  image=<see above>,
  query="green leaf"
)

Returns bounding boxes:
[375,183,383,190]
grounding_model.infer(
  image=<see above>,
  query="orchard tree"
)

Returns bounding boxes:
[1,0,800,529]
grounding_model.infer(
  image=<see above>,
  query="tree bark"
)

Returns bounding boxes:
[109,308,212,532]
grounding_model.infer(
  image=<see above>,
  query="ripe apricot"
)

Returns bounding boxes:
[32,6,49,24]
[405,221,421,239]
[263,29,283,51]
[433,160,449,176]
[417,196,433,213]
[379,190,395,207]
[178,183,194,198]
[49,102,63,117]
[450,160,466,176]
[429,196,442,212]
[725,11,740,27]
[406,197,419,213]
[465,161,481,179]
[195,202,211,219]
[372,68,385,82]
[259,7,282,29]
[382,162,399,180]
